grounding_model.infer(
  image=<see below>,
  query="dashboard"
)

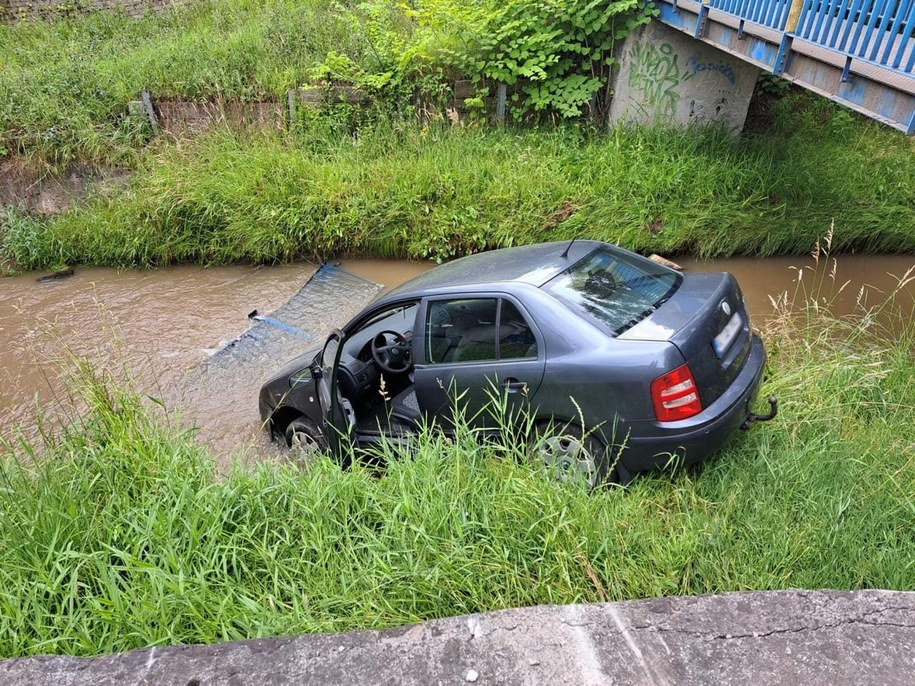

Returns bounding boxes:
[336,303,418,401]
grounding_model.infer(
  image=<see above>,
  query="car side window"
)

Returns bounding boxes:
[499,300,537,360]
[426,298,537,364]
[427,298,498,364]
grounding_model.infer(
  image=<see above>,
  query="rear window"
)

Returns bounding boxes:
[543,248,681,336]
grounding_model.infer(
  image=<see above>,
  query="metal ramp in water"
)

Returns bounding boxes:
[203,263,383,369]
[177,264,384,454]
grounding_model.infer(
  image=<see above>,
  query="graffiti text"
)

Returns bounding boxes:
[627,42,683,120]
[684,57,737,85]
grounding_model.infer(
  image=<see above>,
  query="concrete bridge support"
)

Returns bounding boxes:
[609,21,762,132]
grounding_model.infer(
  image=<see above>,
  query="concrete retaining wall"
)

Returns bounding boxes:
[609,21,761,131]
[2,590,914,685]
[153,100,285,135]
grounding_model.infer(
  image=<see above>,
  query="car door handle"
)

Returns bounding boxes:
[500,378,528,394]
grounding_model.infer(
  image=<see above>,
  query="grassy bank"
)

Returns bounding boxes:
[3,102,914,268]
[3,0,913,267]
[2,265,914,658]
[1,0,659,167]
[0,0,370,165]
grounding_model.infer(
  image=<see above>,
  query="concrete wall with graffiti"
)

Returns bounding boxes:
[608,22,760,131]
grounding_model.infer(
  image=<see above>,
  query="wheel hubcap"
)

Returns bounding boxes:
[290,430,321,457]
[537,434,597,488]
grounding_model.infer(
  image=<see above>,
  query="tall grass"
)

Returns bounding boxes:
[2,253,914,658]
[0,0,373,165]
[4,103,914,268]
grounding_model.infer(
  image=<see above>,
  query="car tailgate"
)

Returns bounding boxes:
[619,272,752,407]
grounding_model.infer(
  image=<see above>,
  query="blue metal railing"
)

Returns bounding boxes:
[709,0,915,72]
[710,0,793,30]
[797,0,915,71]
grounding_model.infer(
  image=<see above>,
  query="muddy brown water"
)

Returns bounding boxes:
[679,254,915,322]
[1,254,912,466]
[0,260,432,468]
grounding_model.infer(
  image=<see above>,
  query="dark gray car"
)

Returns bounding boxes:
[259,240,774,485]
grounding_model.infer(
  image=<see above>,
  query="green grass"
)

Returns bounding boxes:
[3,99,914,268]
[2,0,912,266]
[2,262,914,658]
[0,0,372,165]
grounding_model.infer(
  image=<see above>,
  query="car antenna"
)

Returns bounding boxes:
[560,237,577,258]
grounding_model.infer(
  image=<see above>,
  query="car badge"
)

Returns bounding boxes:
[721,301,731,316]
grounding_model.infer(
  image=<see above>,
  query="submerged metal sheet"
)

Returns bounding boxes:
[203,264,382,369]
[181,264,383,456]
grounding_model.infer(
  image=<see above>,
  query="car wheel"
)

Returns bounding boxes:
[284,417,325,461]
[530,423,610,489]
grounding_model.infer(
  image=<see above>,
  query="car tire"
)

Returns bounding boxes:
[529,422,616,489]
[284,417,325,462]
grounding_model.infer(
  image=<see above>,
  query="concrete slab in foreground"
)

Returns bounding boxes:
[3,590,914,686]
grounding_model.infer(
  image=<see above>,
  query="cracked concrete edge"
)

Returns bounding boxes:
[2,590,915,686]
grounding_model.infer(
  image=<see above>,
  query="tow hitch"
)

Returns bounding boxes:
[741,395,778,430]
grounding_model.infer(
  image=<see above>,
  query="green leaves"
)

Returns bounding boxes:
[324,0,652,121]
[458,0,648,119]
[0,0,655,163]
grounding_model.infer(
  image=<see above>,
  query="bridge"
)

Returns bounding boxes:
[610,0,915,134]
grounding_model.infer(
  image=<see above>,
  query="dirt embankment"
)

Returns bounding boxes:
[0,97,290,219]
[0,158,130,217]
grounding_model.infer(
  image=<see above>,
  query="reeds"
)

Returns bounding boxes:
[1,249,913,659]
[4,119,913,269]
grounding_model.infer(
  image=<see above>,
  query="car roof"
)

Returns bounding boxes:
[379,240,604,304]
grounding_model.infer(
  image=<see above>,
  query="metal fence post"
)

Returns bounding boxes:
[287,89,296,130]
[495,83,507,123]
[784,0,805,33]
[141,90,159,137]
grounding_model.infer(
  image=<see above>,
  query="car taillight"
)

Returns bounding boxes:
[651,364,702,422]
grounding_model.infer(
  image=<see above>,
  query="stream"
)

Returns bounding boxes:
[1,253,912,467]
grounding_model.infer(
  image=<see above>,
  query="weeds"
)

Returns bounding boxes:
[0,0,374,166]
[3,112,913,269]
[2,1,912,266]
[1,250,914,658]
[0,0,653,165]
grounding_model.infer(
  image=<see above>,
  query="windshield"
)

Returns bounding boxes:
[543,248,681,336]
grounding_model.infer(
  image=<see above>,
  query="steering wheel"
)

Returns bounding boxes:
[371,330,413,374]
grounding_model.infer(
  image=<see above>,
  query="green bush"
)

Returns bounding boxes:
[338,0,654,118]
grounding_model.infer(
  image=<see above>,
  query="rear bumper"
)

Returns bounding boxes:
[620,334,767,474]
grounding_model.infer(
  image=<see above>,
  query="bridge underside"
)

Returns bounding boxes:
[653,0,915,134]
[608,21,763,132]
